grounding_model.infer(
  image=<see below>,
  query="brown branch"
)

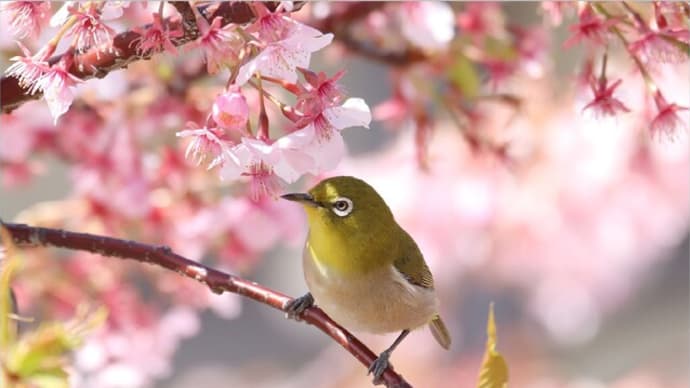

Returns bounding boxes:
[0,2,292,114]
[1,222,412,388]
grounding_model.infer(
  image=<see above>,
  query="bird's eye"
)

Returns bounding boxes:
[331,197,353,217]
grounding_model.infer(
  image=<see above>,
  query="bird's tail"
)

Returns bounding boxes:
[428,314,451,349]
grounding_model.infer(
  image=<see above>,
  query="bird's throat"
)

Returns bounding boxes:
[306,222,388,276]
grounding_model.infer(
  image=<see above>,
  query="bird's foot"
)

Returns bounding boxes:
[367,350,391,385]
[284,292,314,321]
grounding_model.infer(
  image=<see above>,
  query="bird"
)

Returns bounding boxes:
[281,175,451,383]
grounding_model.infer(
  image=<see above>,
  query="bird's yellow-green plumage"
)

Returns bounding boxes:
[282,176,451,351]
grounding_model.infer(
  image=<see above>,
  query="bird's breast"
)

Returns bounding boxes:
[302,241,438,334]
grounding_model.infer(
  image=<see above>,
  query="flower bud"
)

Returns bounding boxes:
[212,89,249,130]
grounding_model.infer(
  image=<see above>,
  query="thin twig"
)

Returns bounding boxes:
[1,222,412,388]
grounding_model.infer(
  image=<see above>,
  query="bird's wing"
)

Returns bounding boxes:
[393,229,434,289]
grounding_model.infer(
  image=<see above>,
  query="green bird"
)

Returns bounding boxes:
[282,176,451,383]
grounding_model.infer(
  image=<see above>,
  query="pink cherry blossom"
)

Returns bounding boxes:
[295,68,346,114]
[66,3,116,54]
[629,28,690,64]
[219,139,287,200]
[625,1,689,64]
[650,91,688,140]
[244,162,285,201]
[212,88,249,131]
[399,1,455,51]
[218,134,319,193]
[290,97,371,172]
[196,16,240,74]
[0,1,51,39]
[253,8,292,42]
[176,123,233,169]
[564,4,617,48]
[131,12,182,55]
[4,41,49,94]
[582,76,630,118]
[243,136,316,184]
[38,57,83,124]
[235,17,333,85]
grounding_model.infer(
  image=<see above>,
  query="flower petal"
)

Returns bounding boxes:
[323,98,372,130]
[235,51,265,86]
[309,129,345,172]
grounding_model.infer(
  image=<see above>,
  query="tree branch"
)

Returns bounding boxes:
[0,2,289,114]
[1,222,412,388]
[1,1,423,114]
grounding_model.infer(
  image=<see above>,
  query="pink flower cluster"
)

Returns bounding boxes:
[178,4,371,199]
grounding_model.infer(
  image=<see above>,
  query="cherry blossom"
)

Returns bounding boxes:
[0,1,51,39]
[399,1,455,51]
[38,56,83,124]
[236,17,333,85]
[242,136,315,184]
[289,97,371,173]
[629,28,690,64]
[176,123,233,169]
[295,68,346,113]
[4,42,49,94]
[650,91,688,140]
[66,3,116,53]
[196,16,240,74]
[564,4,618,48]
[582,76,630,118]
[131,12,182,55]
[244,162,285,201]
[212,88,249,131]
[219,139,288,200]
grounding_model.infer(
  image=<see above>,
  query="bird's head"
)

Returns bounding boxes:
[281,176,397,273]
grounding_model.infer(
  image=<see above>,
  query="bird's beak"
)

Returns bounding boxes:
[281,193,322,207]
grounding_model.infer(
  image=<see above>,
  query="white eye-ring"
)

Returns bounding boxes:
[331,197,353,217]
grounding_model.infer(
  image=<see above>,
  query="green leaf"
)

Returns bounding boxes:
[448,55,481,99]
[477,303,508,388]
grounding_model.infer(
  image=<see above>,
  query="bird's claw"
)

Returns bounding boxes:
[285,292,314,321]
[367,351,391,385]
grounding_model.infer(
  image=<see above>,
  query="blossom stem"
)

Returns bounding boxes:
[158,0,166,16]
[256,73,270,141]
[45,16,78,56]
[593,3,659,95]
[1,222,412,388]
[258,75,301,94]
[599,51,608,81]
[620,1,646,28]
[248,80,302,122]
